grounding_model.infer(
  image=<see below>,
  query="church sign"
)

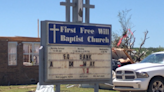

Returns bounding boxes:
[39,21,112,84]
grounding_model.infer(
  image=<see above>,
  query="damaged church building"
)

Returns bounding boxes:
[0,36,40,85]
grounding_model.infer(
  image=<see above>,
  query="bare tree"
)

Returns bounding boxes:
[115,9,135,50]
[132,31,149,62]
[112,9,149,62]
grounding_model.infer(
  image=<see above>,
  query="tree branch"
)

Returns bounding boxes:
[129,30,135,49]
[138,31,149,56]
[130,37,135,49]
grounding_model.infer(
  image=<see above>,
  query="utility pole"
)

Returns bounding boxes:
[38,19,39,38]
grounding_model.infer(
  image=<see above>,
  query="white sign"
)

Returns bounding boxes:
[47,46,111,80]
[40,21,111,84]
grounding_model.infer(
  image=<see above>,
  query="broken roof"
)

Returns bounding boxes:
[0,36,40,42]
[112,48,134,64]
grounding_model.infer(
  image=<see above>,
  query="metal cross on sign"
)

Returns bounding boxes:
[60,0,75,22]
[83,0,95,23]
[60,0,95,23]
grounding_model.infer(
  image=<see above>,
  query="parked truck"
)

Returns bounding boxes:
[113,51,164,92]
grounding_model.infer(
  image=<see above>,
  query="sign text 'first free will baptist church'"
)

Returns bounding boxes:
[48,22,111,45]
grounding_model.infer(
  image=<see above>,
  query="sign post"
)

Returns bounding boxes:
[39,0,112,92]
[77,0,83,22]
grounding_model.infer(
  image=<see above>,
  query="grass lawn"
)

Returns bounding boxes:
[0,84,119,92]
